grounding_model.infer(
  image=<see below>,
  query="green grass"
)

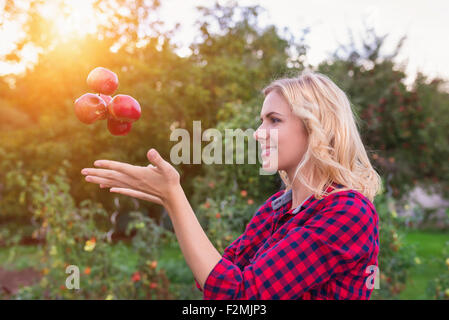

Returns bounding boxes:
[0,241,186,270]
[398,228,449,299]
[0,245,43,271]
[0,240,196,290]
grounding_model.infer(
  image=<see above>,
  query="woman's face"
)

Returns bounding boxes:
[253,90,309,176]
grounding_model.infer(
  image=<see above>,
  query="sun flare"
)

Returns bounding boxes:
[40,0,98,39]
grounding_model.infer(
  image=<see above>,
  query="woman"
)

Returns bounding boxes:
[81,70,382,299]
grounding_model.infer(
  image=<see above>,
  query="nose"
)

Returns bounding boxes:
[254,127,266,141]
[254,126,269,145]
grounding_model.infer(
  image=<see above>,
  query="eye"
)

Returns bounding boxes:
[271,117,280,123]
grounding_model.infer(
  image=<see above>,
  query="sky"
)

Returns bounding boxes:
[157,0,449,87]
[1,0,448,88]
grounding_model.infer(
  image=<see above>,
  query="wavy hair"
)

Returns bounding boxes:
[262,70,382,202]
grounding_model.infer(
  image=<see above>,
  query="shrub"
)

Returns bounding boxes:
[427,241,449,300]
[11,163,175,299]
[370,180,416,299]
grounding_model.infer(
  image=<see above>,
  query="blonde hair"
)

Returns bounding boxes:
[262,70,382,202]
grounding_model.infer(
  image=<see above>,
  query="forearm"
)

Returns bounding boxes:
[163,184,222,290]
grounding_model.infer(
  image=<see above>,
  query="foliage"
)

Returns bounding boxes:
[317,27,449,200]
[427,241,449,300]
[369,180,416,299]
[8,164,176,299]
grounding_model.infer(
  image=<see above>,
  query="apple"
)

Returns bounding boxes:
[99,93,112,105]
[98,94,113,120]
[108,94,141,122]
[107,116,132,136]
[74,93,108,124]
[76,68,141,135]
[86,67,119,95]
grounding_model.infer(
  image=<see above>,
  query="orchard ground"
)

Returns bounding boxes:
[0,240,202,299]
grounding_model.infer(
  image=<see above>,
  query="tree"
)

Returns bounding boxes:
[317,26,449,200]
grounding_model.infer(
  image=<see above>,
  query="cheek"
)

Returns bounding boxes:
[277,124,308,164]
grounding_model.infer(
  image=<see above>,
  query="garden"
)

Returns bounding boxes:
[1,1,449,300]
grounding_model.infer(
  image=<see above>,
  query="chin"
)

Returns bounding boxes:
[261,157,284,172]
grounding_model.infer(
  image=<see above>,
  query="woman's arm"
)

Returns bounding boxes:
[82,148,221,290]
[164,183,222,290]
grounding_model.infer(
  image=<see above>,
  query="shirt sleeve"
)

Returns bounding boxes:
[194,231,245,292]
[194,191,284,293]
[201,193,377,299]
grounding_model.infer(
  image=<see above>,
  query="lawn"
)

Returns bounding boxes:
[0,240,202,299]
[397,228,449,299]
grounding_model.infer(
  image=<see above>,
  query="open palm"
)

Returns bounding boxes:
[81,148,180,206]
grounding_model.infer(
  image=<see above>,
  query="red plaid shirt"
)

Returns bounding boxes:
[194,183,379,299]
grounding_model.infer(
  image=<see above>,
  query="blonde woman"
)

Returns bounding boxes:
[81,70,382,300]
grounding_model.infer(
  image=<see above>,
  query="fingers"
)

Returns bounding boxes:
[82,167,133,188]
[93,160,139,177]
[82,165,161,197]
[82,168,126,180]
[109,187,164,205]
[146,149,170,172]
[84,175,130,189]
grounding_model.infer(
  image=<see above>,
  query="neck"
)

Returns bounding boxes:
[286,164,318,209]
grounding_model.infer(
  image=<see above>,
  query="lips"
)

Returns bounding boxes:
[261,147,276,158]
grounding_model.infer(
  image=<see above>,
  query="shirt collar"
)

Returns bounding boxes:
[272,189,312,214]
[271,183,343,214]
[271,188,293,211]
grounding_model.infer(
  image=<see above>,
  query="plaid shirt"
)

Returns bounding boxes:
[194,183,379,300]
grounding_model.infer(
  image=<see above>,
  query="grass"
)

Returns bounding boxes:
[0,240,186,271]
[397,228,449,299]
[0,245,42,271]
[0,240,201,299]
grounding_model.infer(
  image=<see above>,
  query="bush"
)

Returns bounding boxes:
[10,163,176,299]
[370,180,416,299]
[427,241,449,300]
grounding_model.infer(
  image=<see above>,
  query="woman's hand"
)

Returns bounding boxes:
[82,149,223,291]
[81,148,180,207]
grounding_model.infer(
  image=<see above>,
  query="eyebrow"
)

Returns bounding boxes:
[260,111,282,121]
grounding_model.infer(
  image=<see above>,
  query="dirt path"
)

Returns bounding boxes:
[0,267,41,298]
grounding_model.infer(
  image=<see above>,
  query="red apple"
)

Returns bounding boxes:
[99,93,112,105]
[108,94,141,122]
[74,93,108,124]
[107,116,132,136]
[98,94,112,120]
[87,67,119,95]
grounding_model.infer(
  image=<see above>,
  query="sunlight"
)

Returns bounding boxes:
[40,0,98,39]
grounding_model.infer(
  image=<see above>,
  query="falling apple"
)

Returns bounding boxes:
[74,93,108,124]
[97,94,112,120]
[75,67,141,136]
[108,94,141,122]
[86,67,119,95]
[107,116,133,136]
[99,93,112,105]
